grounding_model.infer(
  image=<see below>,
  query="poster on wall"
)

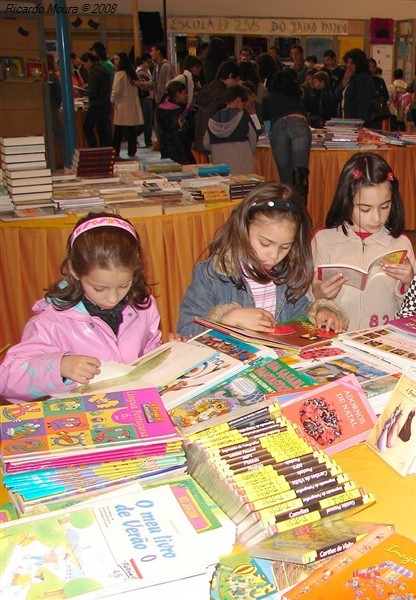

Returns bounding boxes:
[338,37,364,60]
[370,45,393,85]
[370,18,394,45]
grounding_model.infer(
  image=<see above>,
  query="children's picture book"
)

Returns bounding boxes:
[193,317,338,351]
[0,485,213,599]
[280,375,377,455]
[282,528,416,599]
[0,387,180,468]
[339,324,416,370]
[317,249,407,290]
[249,520,391,564]
[190,329,277,363]
[387,315,416,337]
[366,368,416,476]
[168,357,316,436]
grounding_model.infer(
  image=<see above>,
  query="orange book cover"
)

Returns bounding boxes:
[283,529,416,599]
[280,375,377,455]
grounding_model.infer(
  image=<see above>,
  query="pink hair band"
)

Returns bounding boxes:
[69,217,138,247]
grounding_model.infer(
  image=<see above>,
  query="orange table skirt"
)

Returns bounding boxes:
[254,145,416,230]
[0,205,235,352]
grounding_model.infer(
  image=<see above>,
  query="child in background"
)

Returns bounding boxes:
[177,182,348,338]
[311,152,415,331]
[0,213,162,402]
[156,80,195,164]
[396,275,416,318]
[203,84,258,175]
[312,70,339,127]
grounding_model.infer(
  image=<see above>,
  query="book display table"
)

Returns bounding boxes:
[254,145,416,229]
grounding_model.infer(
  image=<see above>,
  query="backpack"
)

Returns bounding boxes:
[178,98,199,141]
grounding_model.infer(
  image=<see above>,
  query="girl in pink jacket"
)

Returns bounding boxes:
[1,213,162,402]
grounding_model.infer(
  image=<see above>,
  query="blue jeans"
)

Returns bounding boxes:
[269,116,312,184]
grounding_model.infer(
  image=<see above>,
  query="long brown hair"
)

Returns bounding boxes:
[208,182,313,302]
[47,212,151,310]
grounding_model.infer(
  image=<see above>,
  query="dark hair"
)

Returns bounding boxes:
[226,84,249,103]
[207,182,313,302]
[242,80,257,94]
[342,48,369,74]
[368,57,377,67]
[182,55,202,71]
[239,61,260,90]
[240,46,253,57]
[152,43,167,58]
[393,68,404,79]
[326,152,404,237]
[205,37,229,67]
[256,53,277,80]
[46,52,56,71]
[80,52,98,64]
[290,44,304,55]
[135,51,151,67]
[323,49,336,59]
[91,42,107,61]
[115,51,137,81]
[313,70,330,86]
[47,212,151,310]
[216,60,241,81]
[269,69,302,98]
[166,79,187,100]
[306,55,318,64]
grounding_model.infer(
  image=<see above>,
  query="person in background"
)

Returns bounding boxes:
[311,152,415,331]
[262,70,311,204]
[135,52,155,148]
[193,60,242,156]
[151,43,176,143]
[396,275,416,318]
[70,52,86,96]
[196,41,210,86]
[177,182,348,338]
[322,49,346,93]
[302,67,319,125]
[0,213,163,402]
[368,58,390,129]
[201,37,229,85]
[90,41,114,85]
[204,84,258,174]
[406,72,416,130]
[171,54,202,104]
[80,52,112,148]
[242,80,264,133]
[46,52,71,173]
[268,46,286,72]
[156,80,195,164]
[336,48,375,125]
[311,70,339,126]
[239,46,254,63]
[388,68,408,132]
[111,52,143,158]
[306,55,319,69]
[289,44,308,85]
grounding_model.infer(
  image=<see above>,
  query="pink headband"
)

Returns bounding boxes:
[69,217,138,247]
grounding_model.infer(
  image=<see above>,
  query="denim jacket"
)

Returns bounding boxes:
[177,257,309,337]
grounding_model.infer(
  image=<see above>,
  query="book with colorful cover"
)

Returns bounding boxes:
[0,387,180,467]
[0,485,213,599]
[282,528,416,599]
[387,315,416,338]
[190,329,278,363]
[249,519,392,564]
[366,368,416,476]
[168,357,317,436]
[280,375,377,455]
[317,249,407,291]
[193,317,337,351]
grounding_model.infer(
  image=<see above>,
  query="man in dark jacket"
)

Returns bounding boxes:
[80,52,112,147]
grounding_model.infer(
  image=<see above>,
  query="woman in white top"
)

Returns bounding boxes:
[171,55,202,104]
[111,52,143,157]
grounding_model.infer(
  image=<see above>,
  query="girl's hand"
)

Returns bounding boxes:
[61,355,101,384]
[168,332,192,343]
[222,308,275,332]
[312,273,347,300]
[382,259,414,285]
[315,309,347,333]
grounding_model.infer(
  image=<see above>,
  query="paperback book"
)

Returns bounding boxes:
[193,317,337,351]
[317,249,407,291]
[366,368,416,476]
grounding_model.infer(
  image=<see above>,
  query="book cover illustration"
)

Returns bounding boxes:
[194,317,337,351]
[366,369,416,476]
[0,56,25,81]
[190,329,277,363]
[0,387,179,463]
[318,249,407,291]
[249,520,389,564]
[283,530,416,599]
[0,486,210,600]
[280,375,377,455]
[25,58,47,82]
[169,358,316,435]
[388,315,416,338]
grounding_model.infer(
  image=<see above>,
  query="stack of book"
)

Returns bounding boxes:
[52,186,105,213]
[138,158,182,173]
[0,135,54,209]
[322,120,362,150]
[72,146,116,179]
[184,394,376,548]
[219,174,264,199]
[184,163,231,176]
[0,386,186,517]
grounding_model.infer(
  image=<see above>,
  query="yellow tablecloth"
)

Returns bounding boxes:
[254,145,416,230]
[0,204,235,351]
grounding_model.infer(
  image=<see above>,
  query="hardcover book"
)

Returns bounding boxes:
[366,368,416,476]
[280,375,377,455]
[193,317,338,351]
[317,249,407,291]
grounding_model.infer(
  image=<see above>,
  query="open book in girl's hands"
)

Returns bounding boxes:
[317,249,407,291]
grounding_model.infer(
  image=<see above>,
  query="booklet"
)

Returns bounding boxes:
[317,249,407,291]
